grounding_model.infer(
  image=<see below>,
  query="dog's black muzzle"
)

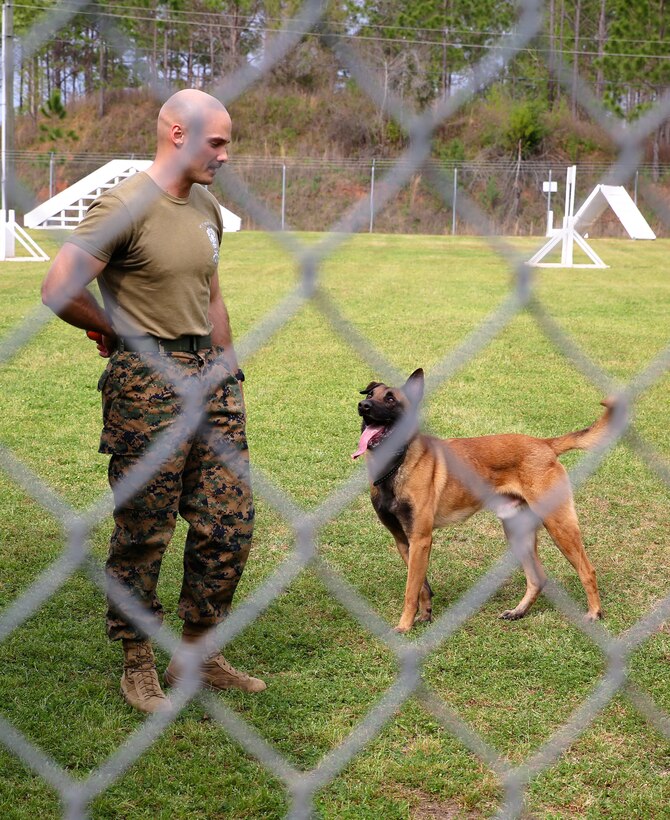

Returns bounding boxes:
[358,399,373,416]
[358,400,400,431]
[358,399,387,425]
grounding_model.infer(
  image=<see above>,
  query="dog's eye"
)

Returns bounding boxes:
[384,394,395,404]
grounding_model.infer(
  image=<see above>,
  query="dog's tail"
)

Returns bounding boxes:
[544,398,617,456]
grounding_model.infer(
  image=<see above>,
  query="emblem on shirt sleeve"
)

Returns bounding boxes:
[201,221,220,264]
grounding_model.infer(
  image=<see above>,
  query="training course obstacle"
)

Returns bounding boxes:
[23,159,242,233]
[528,165,655,269]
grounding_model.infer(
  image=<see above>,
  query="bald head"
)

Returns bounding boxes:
[158,89,230,144]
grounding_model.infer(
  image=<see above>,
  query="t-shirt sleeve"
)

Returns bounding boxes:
[202,187,224,242]
[65,194,134,263]
[213,199,224,241]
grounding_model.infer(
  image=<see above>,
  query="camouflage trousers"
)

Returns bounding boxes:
[97,347,254,642]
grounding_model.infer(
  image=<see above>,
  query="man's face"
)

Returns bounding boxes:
[182,108,232,186]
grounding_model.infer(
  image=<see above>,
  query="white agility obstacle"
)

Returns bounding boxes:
[1,209,49,261]
[23,159,242,233]
[528,165,655,269]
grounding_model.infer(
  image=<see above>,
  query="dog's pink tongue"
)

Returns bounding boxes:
[352,426,384,459]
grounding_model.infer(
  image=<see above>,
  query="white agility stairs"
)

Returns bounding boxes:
[23,159,242,233]
[528,165,655,269]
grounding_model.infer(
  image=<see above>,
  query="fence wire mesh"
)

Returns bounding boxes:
[17,153,668,236]
[1,1,669,818]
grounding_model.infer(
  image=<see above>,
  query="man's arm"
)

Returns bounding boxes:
[208,271,240,374]
[41,242,117,356]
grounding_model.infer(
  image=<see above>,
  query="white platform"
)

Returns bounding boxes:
[23,159,241,232]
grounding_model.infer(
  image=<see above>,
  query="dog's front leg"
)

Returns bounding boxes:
[392,535,433,623]
[395,532,433,633]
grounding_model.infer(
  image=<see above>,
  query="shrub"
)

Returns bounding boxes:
[481,176,501,210]
[434,137,466,163]
[504,99,547,156]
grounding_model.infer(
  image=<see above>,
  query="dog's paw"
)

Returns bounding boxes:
[393,624,412,634]
[415,612,432,624]
[498,609,524,621]
[583,610,604,623]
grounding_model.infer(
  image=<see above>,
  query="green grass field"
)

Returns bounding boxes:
[0,232,668,818]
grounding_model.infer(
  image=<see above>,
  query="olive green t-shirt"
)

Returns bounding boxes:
[66,172,224,339]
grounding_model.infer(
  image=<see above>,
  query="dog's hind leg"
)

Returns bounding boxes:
[499,516,546,620]
[527,469,602,621]
[542,503,602,621]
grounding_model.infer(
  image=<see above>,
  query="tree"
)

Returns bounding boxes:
[600,0,670,119]
[346,0,516,107]
[37,89,79,146]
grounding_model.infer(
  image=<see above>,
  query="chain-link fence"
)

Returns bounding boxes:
[1,1,669,818]
[11,150,670,236]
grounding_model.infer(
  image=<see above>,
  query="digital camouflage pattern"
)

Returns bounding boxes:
[98,348,254,641]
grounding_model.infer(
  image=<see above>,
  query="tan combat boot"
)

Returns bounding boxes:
[120,639,172,713]
[164,625,266,694]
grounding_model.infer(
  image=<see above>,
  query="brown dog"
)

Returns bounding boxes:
[353,369,612,633]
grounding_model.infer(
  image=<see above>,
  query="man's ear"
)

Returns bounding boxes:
[171,123,185,146]
[403,368,424,404]
[360,381,382,395]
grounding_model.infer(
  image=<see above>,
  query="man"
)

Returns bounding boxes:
[41,89,265,714]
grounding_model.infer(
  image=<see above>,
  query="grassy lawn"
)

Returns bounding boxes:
[0,232,668,818]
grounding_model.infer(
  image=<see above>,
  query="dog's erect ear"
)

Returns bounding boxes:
[360,381,382,395]
[403,368,424,404]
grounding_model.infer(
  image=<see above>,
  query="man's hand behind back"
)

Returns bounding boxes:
[86,330,114,358]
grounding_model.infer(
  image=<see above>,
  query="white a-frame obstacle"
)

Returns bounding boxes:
[528,165,655,269]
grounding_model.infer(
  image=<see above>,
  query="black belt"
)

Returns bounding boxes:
[117,334,212,353]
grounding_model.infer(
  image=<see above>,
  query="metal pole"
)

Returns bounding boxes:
[547,168,552,223]
[1,1,45,262]
[634,169,638,205]
[281,163,286,230]
[1,2,12,260]
[49,152,55,198]
[1,2,8,214]
[3,1,13,211]
[451,167,457,235]
[369,158,375,233]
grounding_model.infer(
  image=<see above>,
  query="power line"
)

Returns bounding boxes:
[13,1,670,48]
[12,1,670,62]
